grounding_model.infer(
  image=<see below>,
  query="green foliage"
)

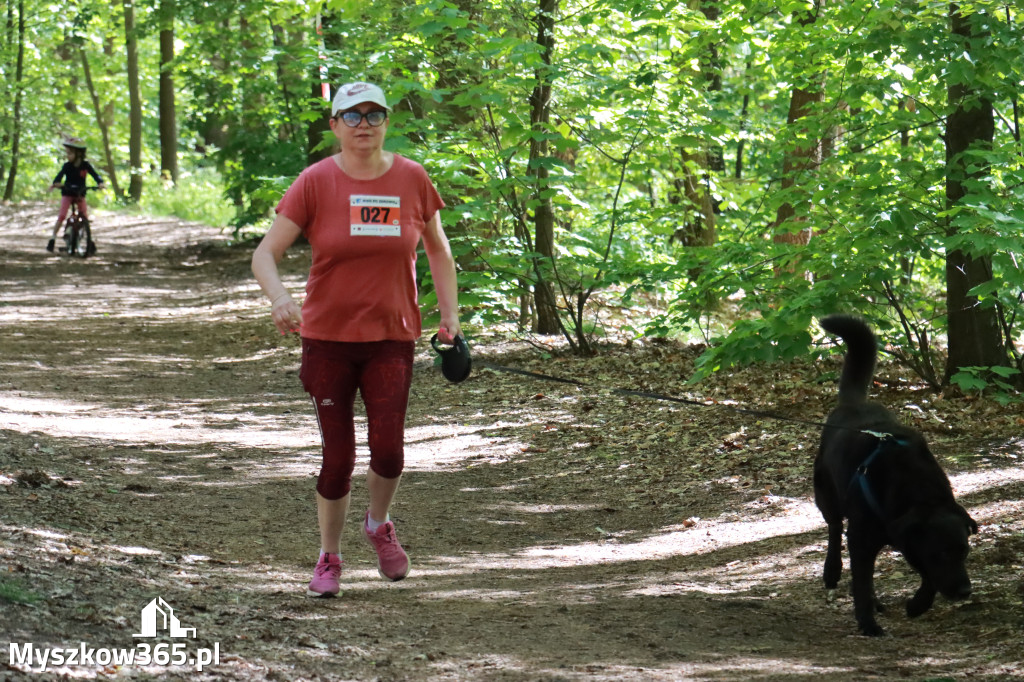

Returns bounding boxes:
[1,0,1021,395]
[0,576,41,605]
[950,366,1023,405]
[632,0,1022,391]
[126,168,236,227]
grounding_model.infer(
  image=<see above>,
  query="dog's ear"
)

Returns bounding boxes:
[955,503,979,535]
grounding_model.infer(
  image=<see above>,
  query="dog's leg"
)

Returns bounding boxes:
[906,580,937,618]
[848,527,886,636]
[814,465,844,591]
[823,521,844,590]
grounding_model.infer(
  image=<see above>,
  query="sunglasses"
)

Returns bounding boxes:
[336,110,388,128]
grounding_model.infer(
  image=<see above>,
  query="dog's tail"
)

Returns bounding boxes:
[821,314,877,405]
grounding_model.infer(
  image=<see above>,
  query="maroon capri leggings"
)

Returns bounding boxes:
[300,338,415,500]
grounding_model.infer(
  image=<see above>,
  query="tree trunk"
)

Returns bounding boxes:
[307,81,332,163]
[530,0,560,336]
[670,149,716,248]
[773,83,824,248]
[270,23,302,147]
[2,0,24,201]
[159,0,178,184]
[899,97,913,283]
[671,0,721,253]
[80,48,122,198]
[124,0,144,202]
[432,0,480,129]
[239,18,266,142]
[735,62,751,180]
[200,25,231,153]
[0,0,8,187]
[944,5,1006,381]
[306,13,333,165]
[772,0,827,253]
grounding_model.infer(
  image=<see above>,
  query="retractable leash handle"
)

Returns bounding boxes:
[430,333,472,383]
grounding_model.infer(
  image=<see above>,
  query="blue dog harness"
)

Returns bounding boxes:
[851,434,911,519]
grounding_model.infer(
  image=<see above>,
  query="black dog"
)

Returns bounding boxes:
[814,314,977,636]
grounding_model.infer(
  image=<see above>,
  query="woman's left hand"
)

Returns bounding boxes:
[437,316,462,344]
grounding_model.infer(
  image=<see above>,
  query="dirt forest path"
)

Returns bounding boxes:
[1,202,1023,681]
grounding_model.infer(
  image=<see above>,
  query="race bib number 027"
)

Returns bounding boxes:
[350,195,402,236]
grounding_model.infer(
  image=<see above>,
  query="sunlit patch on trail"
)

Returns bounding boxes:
[414,498,823,582]
[0,392,526,475]
[0,392,319,449]
[949,465,1024,495]
[417,657,857,681]
[107,545,161,556]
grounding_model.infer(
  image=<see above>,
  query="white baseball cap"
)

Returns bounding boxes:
[331,82,391,116]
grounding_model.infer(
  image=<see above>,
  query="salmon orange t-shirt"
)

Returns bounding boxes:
[275,154,445,342]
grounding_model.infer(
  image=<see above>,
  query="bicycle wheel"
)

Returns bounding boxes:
[62,219,75,254]
[73,221,91,258]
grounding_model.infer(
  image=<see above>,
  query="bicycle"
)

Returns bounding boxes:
[58,186,100,258]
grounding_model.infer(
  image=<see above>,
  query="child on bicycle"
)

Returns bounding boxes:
[47,135,104,252]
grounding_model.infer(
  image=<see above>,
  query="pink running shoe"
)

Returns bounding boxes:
[363,512,410,581]
[307,553,342,597]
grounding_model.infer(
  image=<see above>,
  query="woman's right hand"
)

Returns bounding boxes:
[271,295,303,335]
[252,214,304,335]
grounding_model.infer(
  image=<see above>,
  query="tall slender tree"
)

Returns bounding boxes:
[944,4,1007,379]
[2,0,24,201]
[80,47,122,197]
[772,0,827,253]
[124,0,143,202]
[306,12,332,165]
[159,0,178,184]
[529,0,559,335]
[671,0,722,251]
